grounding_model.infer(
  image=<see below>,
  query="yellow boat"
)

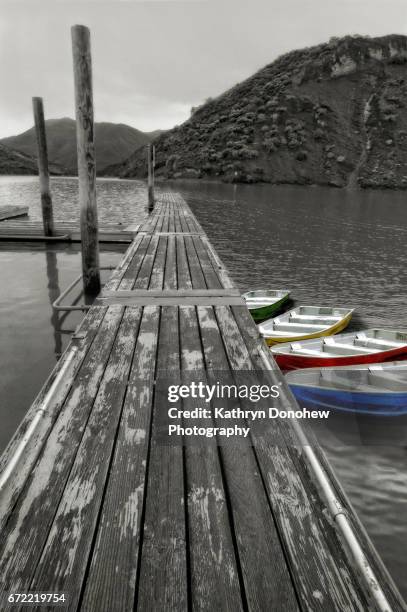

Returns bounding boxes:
[258,305,354,346]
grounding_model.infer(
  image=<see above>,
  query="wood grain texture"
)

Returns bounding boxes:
[136,218,188,611]
[179,230,245,611]
[32,97,55,236]
[81,306,160,612]
[30,307,142,605]
[71,25,100,295]
[197,305,300,611]
[0,307,107,533]
[180,306,244,612]
[0,306,123,606]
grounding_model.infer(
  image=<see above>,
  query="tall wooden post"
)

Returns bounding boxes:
[147,143,154,212]
[71,24,101,295]
[32,97,55,236]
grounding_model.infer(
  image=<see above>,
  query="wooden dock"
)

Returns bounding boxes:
[0,205,28,222]
[0,192,404,612]
[0,219,137,243]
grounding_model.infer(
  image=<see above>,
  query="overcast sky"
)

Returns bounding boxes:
[0,0,407,137]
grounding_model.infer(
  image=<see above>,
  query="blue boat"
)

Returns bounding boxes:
[286,361,407,416]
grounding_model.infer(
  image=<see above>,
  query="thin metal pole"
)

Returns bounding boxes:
[71,24,101,295]
[32,97,55,236]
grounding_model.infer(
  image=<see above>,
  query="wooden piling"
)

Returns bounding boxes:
[147,143,154,212]
[71,25,101,295]
[32,97,55,236]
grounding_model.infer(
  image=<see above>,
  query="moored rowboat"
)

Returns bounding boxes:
[242,289,290,322]
[286,361,407,415]
[271,329,407,370]
[258,305,354,346]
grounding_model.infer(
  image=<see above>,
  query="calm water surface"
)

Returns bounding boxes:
[0,176,406,598]
[0,175,147,224]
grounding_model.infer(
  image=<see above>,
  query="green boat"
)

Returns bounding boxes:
[242,289,290,322]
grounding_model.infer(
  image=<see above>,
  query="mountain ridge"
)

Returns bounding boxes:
[103,34,407,189]
[1,118,162,174]
[0,142,65,176]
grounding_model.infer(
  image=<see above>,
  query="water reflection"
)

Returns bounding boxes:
[45,248,63,359]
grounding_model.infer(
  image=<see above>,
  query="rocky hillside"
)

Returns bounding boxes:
[105,34,407,188]
[1,119,160,174]
[0,143,64,175]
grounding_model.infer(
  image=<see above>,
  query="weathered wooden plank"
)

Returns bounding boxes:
[101,289,241,298]
[199,234,233,289]
[192,235,225,289]
[103,233,146,292]
[197,305,300,611]
[30,307,142,604]
[183,236,206,289]
[0,307,107,533]
[137,228,188,611]
[178,226,244,610]
[0,306,124,603]
[173,206,183,234]
[179,306,244,611]
[160,204,169,233]
[168,206,176,233]
[129,235,160,290]
[176,236,192,291]
[120,235,156,289]
[164,234,177,290]
[148,236,167,290]
[79,307,160,612]
[96,296,244,307]
[136,306,188,611]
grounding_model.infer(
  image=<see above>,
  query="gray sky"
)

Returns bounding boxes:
[1,0,407,137]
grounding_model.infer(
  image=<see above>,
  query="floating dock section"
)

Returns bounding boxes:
[0,192,404,611]
[0,219,135,243]
[0,205,28,222]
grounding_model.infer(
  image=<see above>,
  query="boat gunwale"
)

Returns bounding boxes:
[272,328,407,357]
[287,362,407,395]
[259,308,354,344]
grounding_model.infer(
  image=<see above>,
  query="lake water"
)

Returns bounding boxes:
[0,175,147,224]
[0,175,406,599]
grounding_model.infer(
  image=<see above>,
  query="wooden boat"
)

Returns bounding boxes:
[286,361,407,416]
[242,289,290,322]
[258,305,354,346]
[271,329,407,370]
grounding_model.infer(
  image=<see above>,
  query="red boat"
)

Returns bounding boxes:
[271,328,407,371]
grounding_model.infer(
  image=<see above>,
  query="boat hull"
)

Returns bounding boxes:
[290,385,407,416]
[264,312,353,346]
[275,346,407,371]
[249,295,289,322]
